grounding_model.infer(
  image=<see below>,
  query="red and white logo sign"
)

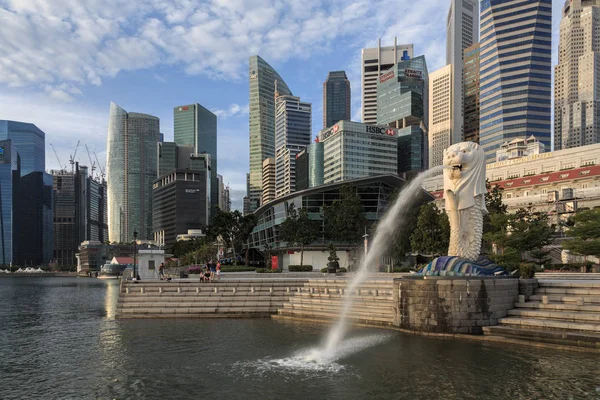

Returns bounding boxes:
[385,128,395,136]
[332,125,339,133]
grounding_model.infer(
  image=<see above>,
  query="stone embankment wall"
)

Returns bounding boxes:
[393,277,519,334]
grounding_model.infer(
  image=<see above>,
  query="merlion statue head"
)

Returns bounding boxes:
[442,141,487,212]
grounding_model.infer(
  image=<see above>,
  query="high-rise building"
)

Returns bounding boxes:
[446,0,479,142]
[52,164,108,267]
[319,121,398,184]
[106,102,159,243]
[555,0,600,150]
[248,55,293,212]
[222,184,231,212]
[0,120,45,176]
[274,95,312,198]
[429,65,454,168]
[217,174,224,211]
[323,71,351,128]
[0,120,53,266]
[152,155,211,247]
[174,103,218,218]
[0,140,20,266]
[377,55,429,176]
[157,141,178,177]
[362,38,414,124]
[463,43,481,143]
[295,141,325,191]
[262,157,276,205]
[479,0,552,162]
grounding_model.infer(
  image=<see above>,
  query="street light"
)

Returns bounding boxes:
[133,231,138,280]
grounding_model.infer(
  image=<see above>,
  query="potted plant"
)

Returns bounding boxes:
[327,243,340,274]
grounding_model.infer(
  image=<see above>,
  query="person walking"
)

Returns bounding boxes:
[158,262,165,280]
[216,263,221,281]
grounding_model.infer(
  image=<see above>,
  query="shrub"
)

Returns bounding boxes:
[255,268,282,273]
[288,265,313,272]
[338,267,347,273]
[220,266,255,272]
[320,267,328,273]
[519,263,535,279]
[394,267,413,273]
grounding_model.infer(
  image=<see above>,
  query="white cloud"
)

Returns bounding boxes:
[212,103,249,118]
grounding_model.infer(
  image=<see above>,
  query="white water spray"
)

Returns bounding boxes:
[320,166,445,358]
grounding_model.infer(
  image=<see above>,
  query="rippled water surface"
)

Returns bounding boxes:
[1,277,600,400]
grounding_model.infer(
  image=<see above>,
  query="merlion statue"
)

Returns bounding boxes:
[443,142,488,261]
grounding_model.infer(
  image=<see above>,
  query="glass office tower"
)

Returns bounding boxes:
[0,140,19,265]
[323,71,351,129]
[248,55,293,212]
[106,102,159,242]
[479,0,552,162]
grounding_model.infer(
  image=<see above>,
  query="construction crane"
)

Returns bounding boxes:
[85,144,96,179]
[49,143,67,172]
[69,140,81,172]
[94,151,105,180]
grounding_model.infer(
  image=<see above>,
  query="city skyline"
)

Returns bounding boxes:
[0,0,566,210]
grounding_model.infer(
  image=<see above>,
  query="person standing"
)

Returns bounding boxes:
[158,262,165,280]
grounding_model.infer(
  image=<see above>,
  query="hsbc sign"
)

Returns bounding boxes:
[366,125,396,137]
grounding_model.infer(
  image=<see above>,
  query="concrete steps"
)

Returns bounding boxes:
[483,279,600,348]
[274,279,395,327]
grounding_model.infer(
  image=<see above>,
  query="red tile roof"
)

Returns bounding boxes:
[113,257,134,265]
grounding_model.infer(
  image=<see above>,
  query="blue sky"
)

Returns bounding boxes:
[0,0,563,209]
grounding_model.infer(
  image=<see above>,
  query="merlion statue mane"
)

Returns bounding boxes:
[443,141,488,261]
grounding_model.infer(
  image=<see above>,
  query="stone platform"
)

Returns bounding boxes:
[393,276,519,334]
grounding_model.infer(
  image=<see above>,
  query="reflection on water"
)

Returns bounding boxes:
[0,277,599,400]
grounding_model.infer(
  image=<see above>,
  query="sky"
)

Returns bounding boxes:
[0,0,564,210]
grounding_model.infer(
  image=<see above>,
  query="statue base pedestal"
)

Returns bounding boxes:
[419,256,508,276]
[393,276,518,334]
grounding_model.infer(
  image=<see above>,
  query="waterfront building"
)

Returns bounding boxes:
[479,0,552,162]
[106,102,159,243]
[464,43,481,143]
[76,240,109,274]
[377,55,429,176]
[362,38,414,124]
[429,65,454,168]
[249,175,431,269]
[495,136,546,162]
[0,140,19,266]
[0,120,53,266]
[323,71,351,128]
[174,103,218,217]
[555,0,600,150]
[262,157,276,205]
[319,121,398,184]
[423,143,600,217]
[248,55,293,212]
[52,164,108,267]
[447,0,480,141]
[274,95,311,198]
[152,154,211,247]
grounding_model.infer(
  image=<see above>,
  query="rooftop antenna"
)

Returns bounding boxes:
[85,144,96,179]
[69,140,81,173]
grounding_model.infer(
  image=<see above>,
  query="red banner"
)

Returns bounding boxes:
[271,256,278,270]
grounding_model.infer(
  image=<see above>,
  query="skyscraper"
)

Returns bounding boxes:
[555,0,600,150]
[362,38,414,124]
[479,0,552,162]
[377,55,429,176]
[248,55,293,212]
[429,65,454,168]
[274,95,312,198]
[52,164,108,267]
[0,140,19,266]
[323,71,351,128]
[0,120,53,266]
[106,102,159,243]
[173,103,218,217]
[463,43,481,143]
[446,0,479,142]
[262,157,276,205]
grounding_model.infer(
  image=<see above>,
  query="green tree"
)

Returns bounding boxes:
[323,185,366,245]
[483,181,508,253]
[529,248,551,268]
[409,202,450,255]
[563,209,600,264]
[279,205,321,265]
[208,210,257,265]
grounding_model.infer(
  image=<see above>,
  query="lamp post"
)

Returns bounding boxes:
[133,231,138,279]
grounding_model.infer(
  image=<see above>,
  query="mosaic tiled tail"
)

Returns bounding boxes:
[418,256,508,276]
